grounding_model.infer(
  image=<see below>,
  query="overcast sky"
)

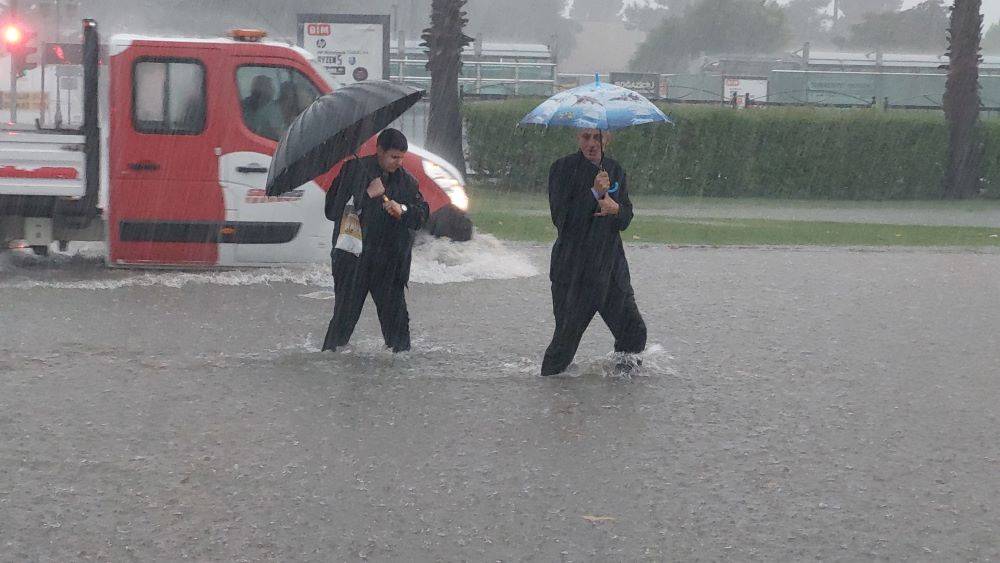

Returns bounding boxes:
[761,0,1000,27]
[902,0,1000,24]
[626,1,1000,27]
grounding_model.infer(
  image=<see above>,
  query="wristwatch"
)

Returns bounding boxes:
[400,204,408,215]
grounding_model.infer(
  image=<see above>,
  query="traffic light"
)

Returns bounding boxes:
[15,30,37,78]
[1,22,25,82]
[44,42,83,65]
[1,23,23,47]
[1,22,38,79]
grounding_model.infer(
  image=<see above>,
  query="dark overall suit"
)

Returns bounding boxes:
[322,155,429,352]
[541,151,647,376]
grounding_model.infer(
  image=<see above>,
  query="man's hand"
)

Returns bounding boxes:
[383,198,403,220]
[593,171,611,196]
[594,195,620,217]
[367,177,386,199]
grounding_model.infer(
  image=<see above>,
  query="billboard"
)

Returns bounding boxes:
[610,72,662,98]
[297,14,390,89]
[723,77,768,108]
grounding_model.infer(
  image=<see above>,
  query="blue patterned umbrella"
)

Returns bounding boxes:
[519,75,673,131]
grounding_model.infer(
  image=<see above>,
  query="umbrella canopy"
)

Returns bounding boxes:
[265,80,425,196]
[519,77,672,131]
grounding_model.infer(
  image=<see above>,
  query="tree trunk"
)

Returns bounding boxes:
[421,0,472,177]
[943,0,983,199]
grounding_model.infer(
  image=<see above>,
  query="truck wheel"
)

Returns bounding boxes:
[426,204,473,242]
[30,245,50,257]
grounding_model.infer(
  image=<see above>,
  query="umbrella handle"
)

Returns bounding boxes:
[598,129,605,172]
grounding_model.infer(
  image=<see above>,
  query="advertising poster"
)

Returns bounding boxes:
[297,14,390,89]
[610,72,662,99]
[724,77,768,108]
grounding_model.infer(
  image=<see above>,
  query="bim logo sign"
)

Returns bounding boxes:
[307,23,331,36]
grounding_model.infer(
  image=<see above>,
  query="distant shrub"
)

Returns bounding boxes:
[464,100,1000,199]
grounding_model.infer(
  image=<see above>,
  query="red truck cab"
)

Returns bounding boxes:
[107,31,471,267]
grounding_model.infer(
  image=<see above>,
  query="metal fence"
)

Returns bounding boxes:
[393,69,1000,148]
[660,91,1000,119]
[391,59,558,96]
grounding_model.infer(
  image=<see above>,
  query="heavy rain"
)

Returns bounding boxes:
[2,0,999,560]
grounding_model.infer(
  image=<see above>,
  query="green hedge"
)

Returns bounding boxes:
[464,100,1000,199]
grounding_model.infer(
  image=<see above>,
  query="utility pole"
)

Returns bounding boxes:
[55,0,62,126]
[8,0,18,123]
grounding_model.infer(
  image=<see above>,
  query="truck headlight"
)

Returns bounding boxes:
[422,160,469,212]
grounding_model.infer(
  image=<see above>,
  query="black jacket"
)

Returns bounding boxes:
[548,151,635,288]
[325,156,429,283]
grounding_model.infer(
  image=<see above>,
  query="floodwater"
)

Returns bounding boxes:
[2,237,999,561]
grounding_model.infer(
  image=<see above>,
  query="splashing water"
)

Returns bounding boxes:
[545,343,676,381]
[0,232,540,290]
[0,263,333,290]
[409,232,539,284]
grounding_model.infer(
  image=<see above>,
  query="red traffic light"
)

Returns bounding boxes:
[44,42,83,65]
[2,24,24,47]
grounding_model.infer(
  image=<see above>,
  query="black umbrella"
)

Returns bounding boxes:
[265,80,425,196]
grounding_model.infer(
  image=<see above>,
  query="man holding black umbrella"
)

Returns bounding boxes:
[541,129,647,376]
[322,129,429,353]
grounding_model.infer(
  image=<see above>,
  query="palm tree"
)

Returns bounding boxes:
[421,0,472,175]
[943,0,983,198]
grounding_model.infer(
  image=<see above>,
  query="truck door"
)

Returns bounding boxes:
[108,44,224,266]
[219,57,331,265]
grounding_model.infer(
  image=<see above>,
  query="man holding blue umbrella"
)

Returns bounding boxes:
[541,128,646,376]
[520,77,670,377]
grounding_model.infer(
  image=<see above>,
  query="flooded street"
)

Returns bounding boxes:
[3,0,1000,559]
[2,240,999,561]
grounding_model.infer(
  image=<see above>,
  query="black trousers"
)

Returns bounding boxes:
[541,279,647,376]
[322,257,411,353]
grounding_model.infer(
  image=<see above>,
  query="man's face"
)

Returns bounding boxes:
[377,147,406,174]
[577,129,610,164]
